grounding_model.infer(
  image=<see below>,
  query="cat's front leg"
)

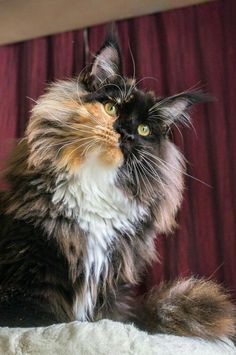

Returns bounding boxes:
[136,278,235,339]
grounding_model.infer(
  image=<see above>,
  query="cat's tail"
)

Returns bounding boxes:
[139,277,235,339]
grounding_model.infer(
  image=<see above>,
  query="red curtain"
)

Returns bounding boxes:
[0,0,235,297]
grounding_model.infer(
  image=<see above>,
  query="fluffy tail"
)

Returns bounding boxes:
[138,278,235,339]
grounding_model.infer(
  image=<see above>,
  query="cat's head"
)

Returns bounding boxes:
[24,34,208,232]
[27,34,206,172]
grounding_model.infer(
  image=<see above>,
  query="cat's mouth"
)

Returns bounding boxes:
[118,137,135,160]
[59,124,123,172]
[92,126,124,167]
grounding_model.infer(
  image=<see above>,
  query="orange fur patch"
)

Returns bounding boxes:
[59,144,84,172]
[59,102,123,171]
[99,147,123,167]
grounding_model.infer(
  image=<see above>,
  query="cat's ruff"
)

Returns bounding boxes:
[52,153,147,320]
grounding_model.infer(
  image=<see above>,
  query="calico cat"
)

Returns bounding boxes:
[0,34,235,339]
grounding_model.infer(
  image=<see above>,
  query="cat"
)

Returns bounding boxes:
[0,33,235,339]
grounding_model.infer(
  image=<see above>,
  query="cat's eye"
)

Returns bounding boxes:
[104,102,117,116]
[137,124,151,137]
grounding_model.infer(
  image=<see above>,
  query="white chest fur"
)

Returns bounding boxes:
[52,155,147,320]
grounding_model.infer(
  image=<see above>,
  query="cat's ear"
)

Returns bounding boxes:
[85,34,122,89]
[156,91,211,127]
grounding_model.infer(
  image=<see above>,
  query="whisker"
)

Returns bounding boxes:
[143,149,211,188]
[132,153,155,198]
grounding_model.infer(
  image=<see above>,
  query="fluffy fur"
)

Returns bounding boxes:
[0,34,235,339]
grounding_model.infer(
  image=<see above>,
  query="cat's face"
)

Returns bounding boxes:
[26,35,206,205]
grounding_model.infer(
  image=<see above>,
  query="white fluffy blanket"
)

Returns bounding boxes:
[0,320,235,355]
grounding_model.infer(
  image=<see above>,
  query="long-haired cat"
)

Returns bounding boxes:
[0,34,235,339]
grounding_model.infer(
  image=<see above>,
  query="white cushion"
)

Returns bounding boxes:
[0,319,235,355]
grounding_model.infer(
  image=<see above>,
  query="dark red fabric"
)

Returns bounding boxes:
[0,0,235,296]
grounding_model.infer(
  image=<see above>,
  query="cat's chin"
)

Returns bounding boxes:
[57,143,124,175]
[65,145,124,174]
[97,146,124,168]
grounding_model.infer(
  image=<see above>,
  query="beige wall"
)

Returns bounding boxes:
[0,0,211,45]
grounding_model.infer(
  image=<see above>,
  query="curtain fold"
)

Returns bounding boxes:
[0,0,235,296]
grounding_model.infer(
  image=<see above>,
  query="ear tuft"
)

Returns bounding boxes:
[155,91,212,127]
[86,33,122,89]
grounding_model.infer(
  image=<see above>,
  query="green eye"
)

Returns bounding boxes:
[137,124,151,136]
[104,102,117,116]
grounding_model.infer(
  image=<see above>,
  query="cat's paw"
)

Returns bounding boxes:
[142,278,235,339]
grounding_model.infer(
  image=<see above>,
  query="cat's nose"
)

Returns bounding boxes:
[113,121,134,139]
[113,120,121,133]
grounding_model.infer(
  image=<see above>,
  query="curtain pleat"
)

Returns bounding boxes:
[0,0,235,296]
